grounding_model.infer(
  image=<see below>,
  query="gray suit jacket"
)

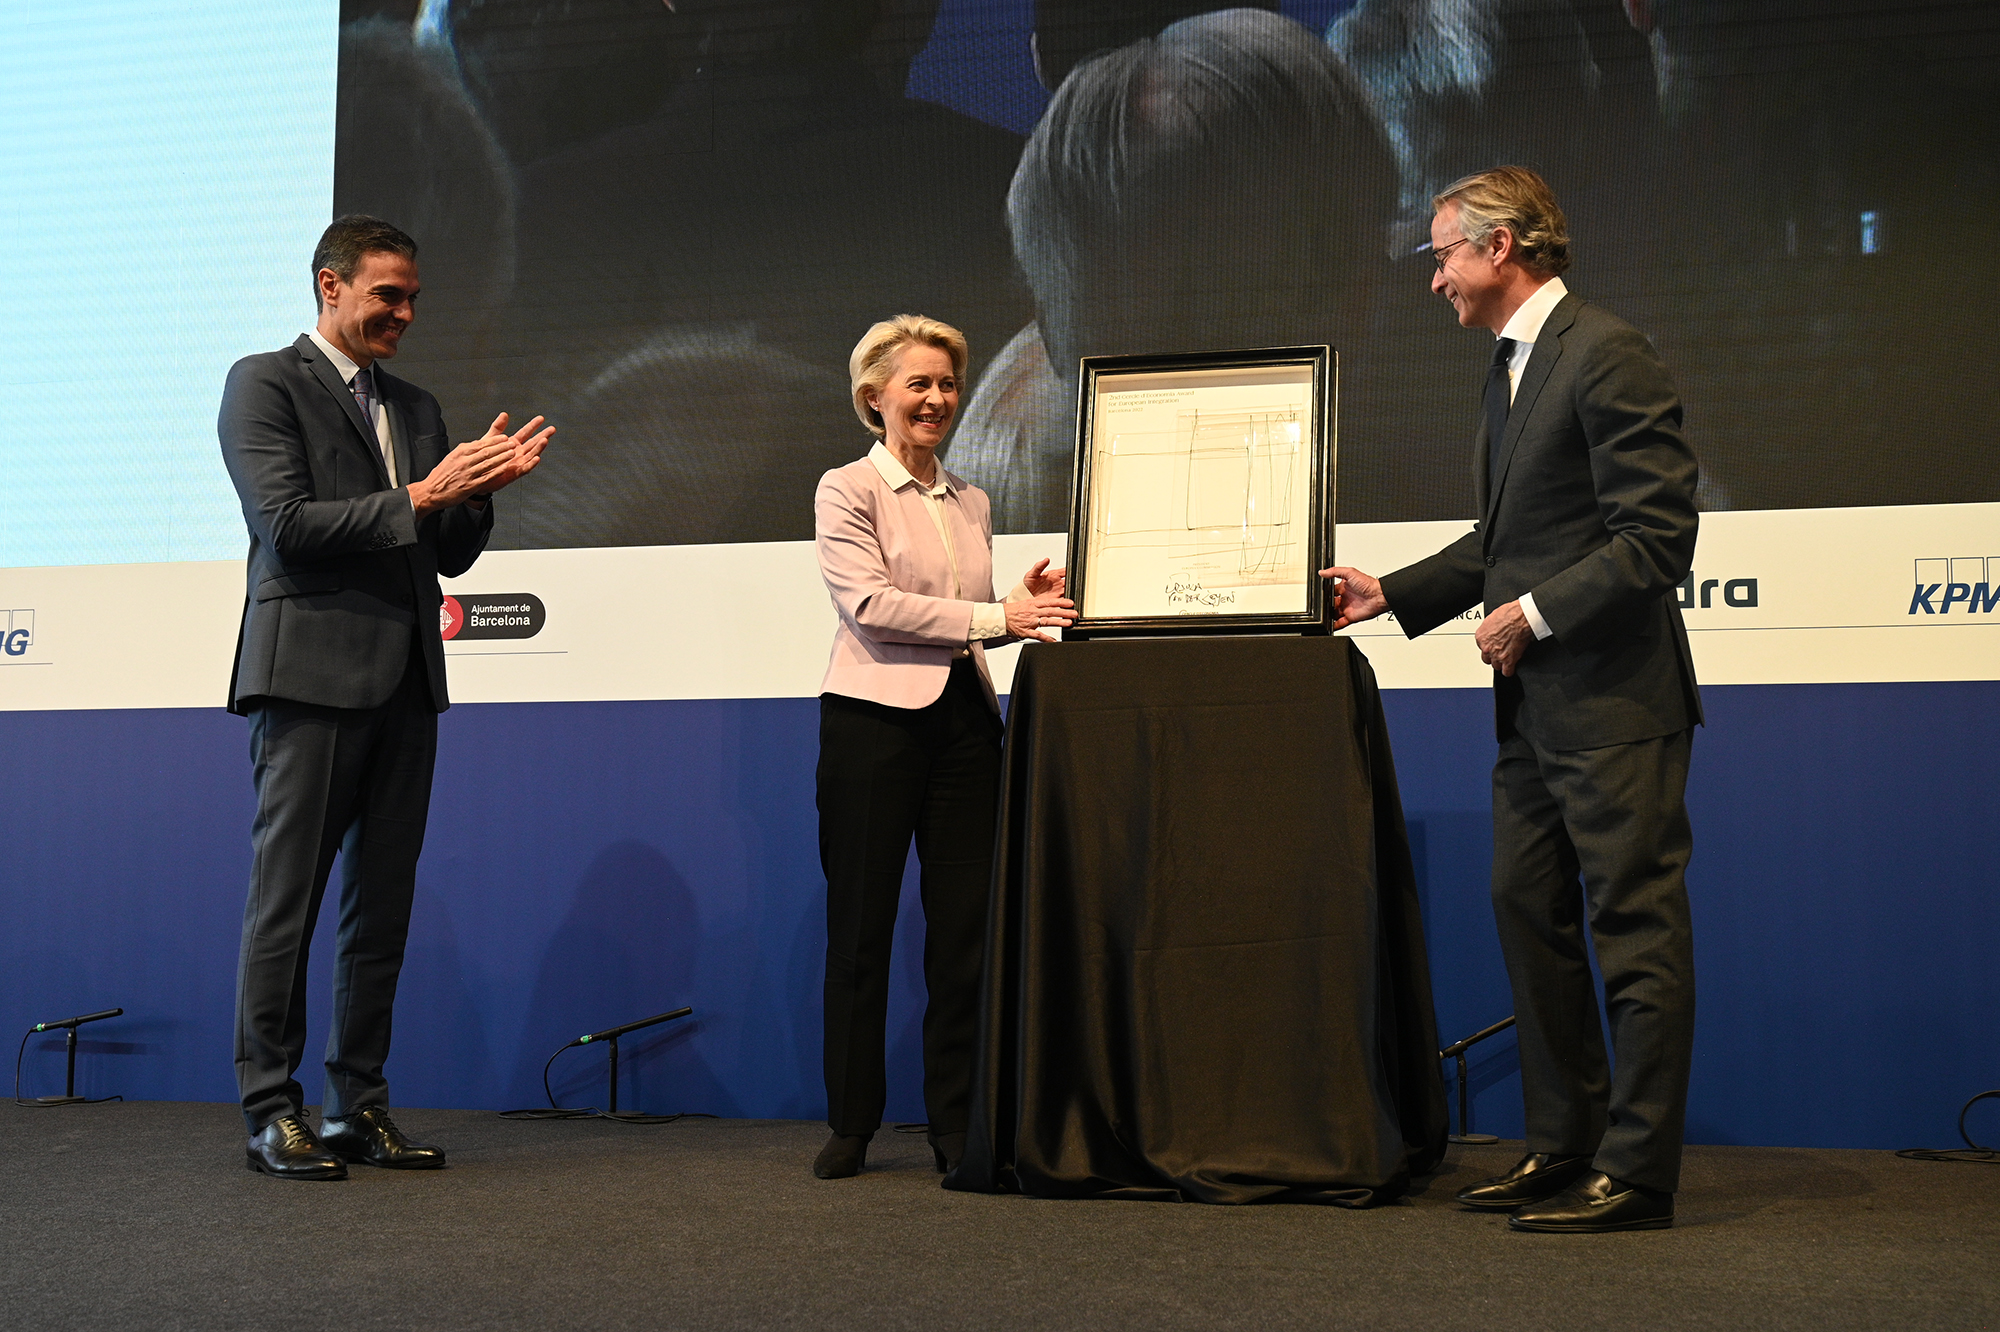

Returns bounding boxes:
[1380,293,1702,751]
[219,334,493,715]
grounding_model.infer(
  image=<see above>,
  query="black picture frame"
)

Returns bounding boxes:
[1063,345,1334,641]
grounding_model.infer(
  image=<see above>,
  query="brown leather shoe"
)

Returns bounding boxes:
[320,1106,446,1169]
[1454,1152,1593,1209]
[246,1114,347,1181]
[1508,1171,1674,1233]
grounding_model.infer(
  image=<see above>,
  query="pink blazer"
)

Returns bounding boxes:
[816,451,1004,712]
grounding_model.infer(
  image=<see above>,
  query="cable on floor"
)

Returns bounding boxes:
[1895,1089,1999,1164]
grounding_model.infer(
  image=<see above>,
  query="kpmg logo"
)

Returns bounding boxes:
[3,609,33,656]
[1909,558,2000,615]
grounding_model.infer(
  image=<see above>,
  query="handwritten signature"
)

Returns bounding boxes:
[1165,576,1237,609]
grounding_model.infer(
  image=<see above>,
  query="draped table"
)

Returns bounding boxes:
[944,636,1447,1205]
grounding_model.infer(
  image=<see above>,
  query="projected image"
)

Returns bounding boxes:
[336,0,2000,547]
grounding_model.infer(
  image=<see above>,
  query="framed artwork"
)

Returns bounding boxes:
[1064,346,1335,639]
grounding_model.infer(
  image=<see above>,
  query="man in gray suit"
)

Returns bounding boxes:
[1326,167,1700,1232]
[220,215,552,1180]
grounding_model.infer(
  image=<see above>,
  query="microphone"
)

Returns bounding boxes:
[22,1008,126,1106]
[32,1008,122,1033]
[499,1007,703,1121]
[572,1007,692,1047]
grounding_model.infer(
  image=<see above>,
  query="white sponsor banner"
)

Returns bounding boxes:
[1337,502,2000,688]
[3,503,1996,712]
[0,561,243,710]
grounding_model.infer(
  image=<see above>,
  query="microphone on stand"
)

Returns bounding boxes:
[33,1009,123,1033]
[19,1008,126,1106]
[502,1006,704,1124]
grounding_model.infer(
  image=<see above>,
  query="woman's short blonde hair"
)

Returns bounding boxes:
[848,315,969,437]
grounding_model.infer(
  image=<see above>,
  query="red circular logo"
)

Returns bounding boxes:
[440,595,464,641]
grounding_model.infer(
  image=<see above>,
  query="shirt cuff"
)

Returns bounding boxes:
[969,601,1009,641]
[1519,591,1554,640]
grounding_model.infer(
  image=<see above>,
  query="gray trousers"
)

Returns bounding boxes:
[1492,727,1696,1193]
[233,657,436,1133]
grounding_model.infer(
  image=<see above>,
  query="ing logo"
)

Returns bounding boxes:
[3,609,33,657]
[1910,558,2000,615]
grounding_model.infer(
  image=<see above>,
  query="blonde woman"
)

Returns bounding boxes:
[810,315,1075,1180]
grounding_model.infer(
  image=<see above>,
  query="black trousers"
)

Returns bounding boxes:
[1492,726,1696,1193]
[817,660,1003,1138]
[233,653,437,1133]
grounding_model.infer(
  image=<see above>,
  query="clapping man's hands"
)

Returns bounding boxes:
[409,413,555,518]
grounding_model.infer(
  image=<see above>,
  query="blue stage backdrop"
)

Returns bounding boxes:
[3,0,1997,1156]
[3,680,1996,1147]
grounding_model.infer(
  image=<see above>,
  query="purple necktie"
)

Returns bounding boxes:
[350,366,394,481]
[350,365,376,426]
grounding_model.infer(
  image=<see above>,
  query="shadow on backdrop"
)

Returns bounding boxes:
[513,840,728,1116]
[386,879,497,1109]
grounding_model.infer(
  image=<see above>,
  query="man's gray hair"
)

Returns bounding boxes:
[1434,165,1571,275]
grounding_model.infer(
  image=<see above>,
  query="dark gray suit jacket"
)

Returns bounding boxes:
[219,334,493,715]
[1380,293,1702,751]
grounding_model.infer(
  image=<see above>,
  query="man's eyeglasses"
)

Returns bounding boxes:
[1430,236,1473,271]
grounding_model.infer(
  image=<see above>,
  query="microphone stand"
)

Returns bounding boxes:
[589,1008,692,1122]
[1439,1016,1516,1144]
[501,1007,711,1125]
[17,1008,125,1107]
[40,1026,91,1106]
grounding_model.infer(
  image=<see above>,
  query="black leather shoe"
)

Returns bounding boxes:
[1508,1171,1674,1232]
[928,1131,966,1175]
[1454,1152,1593,1209]
[813,1132,871,1179]
[320,1106,446,1169]
[246,1114,347,1180]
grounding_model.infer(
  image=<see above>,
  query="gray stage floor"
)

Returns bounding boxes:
[2,1102,1993,1330]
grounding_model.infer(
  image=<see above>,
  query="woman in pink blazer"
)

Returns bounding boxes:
[811,316,1076,1180]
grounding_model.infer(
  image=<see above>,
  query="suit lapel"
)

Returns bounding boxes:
[294,334,394,489]
[1474,419,1493,516]
[1484,294,1578,527]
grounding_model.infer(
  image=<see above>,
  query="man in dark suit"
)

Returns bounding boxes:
[220,215,552,1180]
[1326,167,1700,1233]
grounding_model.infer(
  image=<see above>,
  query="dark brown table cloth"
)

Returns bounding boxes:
[944,636,1448,1205]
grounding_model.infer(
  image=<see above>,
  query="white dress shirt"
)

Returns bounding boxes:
[308,329,401,488]
[1495,277,1569,641]
[868,443,1018,644]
